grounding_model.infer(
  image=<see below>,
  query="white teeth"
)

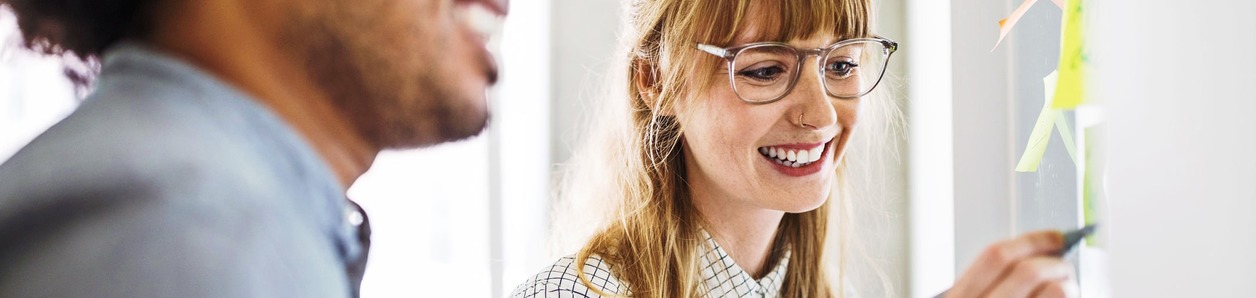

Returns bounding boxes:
[457,3,505,43]
[758,143,828,167]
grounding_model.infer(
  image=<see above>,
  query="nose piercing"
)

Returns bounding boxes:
[796,112,811,128]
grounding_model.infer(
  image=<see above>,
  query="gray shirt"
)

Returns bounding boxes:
[0,42,368,297]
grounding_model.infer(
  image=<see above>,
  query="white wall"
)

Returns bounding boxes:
[491,0,553,295]
[947,0,1016,280]
[1092,0,1256,296]
[549,0,622,165]
[0,11,78,162]
[858,0,911,296]
[904,0,955,296]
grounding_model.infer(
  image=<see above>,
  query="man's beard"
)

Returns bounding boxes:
[282,6,491,149]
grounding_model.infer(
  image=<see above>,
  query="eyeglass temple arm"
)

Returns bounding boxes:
[696,44,731,58]
[870,35,899,52]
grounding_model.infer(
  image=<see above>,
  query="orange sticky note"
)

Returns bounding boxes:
[992,0,1040,51]
[993,0,1065,52]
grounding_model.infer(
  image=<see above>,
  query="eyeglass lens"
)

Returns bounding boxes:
[729,41,889,102]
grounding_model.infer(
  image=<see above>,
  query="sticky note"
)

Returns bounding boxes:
[992,0,1039,51]
[1015,71,1060,172]
[1082,125,1104,245]
[991,0,1065,52]
[1055,111,1078,168]
[1052,0,1086,109]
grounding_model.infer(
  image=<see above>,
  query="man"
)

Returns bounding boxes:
[0,0,506,296]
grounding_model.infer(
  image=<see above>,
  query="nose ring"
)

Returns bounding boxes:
[796,112,812,128]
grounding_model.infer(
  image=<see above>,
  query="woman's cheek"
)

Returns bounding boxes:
[835,101,860,127]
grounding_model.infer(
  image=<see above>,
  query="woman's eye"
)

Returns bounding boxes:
[737,66,786,81]
[827,61,859,77]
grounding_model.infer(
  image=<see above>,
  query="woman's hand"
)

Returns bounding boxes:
[947,230,1079,298]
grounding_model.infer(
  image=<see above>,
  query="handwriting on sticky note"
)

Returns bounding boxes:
[1016,71,1060,172]
[1052,0,1086,109]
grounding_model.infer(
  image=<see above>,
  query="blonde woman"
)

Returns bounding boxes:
[512,0,1077,297]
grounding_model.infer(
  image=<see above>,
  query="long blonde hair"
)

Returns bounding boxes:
[556,0,882,297]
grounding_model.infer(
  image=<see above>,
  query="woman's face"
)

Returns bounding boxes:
[678,29,860,213]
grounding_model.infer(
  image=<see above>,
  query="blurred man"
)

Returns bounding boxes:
[0,0,506,296]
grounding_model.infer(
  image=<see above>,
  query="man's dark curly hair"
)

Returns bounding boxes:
[3,0,159,58]
[2,0,161,90]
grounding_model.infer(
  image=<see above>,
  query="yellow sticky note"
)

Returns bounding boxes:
[1016,71,1060,172]
[1052,0,1086,109]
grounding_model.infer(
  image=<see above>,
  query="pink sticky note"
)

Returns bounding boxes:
[993,0,1039,51]
[992,0,1063,52]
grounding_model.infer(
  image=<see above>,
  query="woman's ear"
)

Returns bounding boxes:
[636,59,676,116]
[635,59,657,102]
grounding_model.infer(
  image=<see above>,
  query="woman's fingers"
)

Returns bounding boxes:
[948,230,1065,297]
[983,256,1074,298]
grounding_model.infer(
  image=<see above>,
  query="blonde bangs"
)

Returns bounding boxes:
[685,0,870,47]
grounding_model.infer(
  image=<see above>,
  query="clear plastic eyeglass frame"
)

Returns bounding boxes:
[696,36,898,104]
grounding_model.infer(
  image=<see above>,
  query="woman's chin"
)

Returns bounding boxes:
[754,178,834,213]
[767,191,832,213]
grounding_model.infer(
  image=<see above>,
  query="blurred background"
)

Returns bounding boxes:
[3,0,1253,297]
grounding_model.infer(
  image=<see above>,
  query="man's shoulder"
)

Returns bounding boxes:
[0,85,304,253]
[0,50,354,296]
[510,254,627,298]
[0,92,291,234]
[0,96,345,296]
[0,100,274,203]
[0,72,304,200]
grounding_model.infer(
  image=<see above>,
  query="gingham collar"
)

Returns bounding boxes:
[699,231,791,297]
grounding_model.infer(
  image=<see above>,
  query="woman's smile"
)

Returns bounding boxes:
[756,138,835,177]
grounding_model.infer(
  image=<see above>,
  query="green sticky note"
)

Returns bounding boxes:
[1083,125,1105,245]
[1052,0,1086,109]
[1055,111,1078,168]
[1016,71,1060,172]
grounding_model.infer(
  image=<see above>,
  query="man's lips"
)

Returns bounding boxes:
[452,0,503,84]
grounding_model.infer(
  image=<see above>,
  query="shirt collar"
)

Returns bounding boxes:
[699,231,791,297]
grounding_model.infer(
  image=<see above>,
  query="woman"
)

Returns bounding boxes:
[513,0,1077,297]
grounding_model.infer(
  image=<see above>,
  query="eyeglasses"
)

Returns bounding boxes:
[696,37,898,104]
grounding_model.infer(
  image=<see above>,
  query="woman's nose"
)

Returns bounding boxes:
[787,61,838,130]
